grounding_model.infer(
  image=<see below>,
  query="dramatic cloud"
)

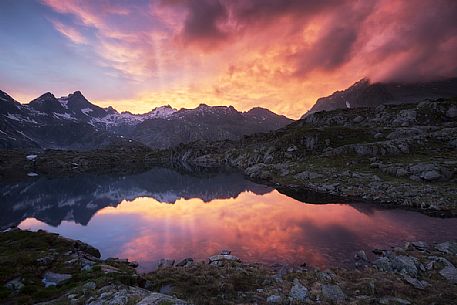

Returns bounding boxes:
[2,0,456,118]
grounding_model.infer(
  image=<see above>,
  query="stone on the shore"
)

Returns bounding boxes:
[410,241,428,251]
[208,254,240,266]
[321,284,346,302]
[435,241,457,255]
[354,250,368,261]
[439,265,457,283]
[390,255,419,277]
[158,258,175,268]
[42,272,72,287]
[289,278,309,302]
[267,295,282,303]
[176,257,194,267]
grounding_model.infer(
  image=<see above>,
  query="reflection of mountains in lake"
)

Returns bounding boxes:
[0,167,272,229]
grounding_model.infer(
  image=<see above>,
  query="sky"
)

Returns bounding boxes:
[1,0,456,119]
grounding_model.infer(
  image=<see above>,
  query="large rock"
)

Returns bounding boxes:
[289,278,309,301]
[208,254,241,266]
[321,284,346,302]
[42,272,72,287]
[439,265,457,283]
[435,241,457,255]
[391,256,419,277]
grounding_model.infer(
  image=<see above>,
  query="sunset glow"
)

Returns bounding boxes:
[1,0,456,118]
[18,190,457,271]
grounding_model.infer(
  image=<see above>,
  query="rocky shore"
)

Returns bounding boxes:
[1,98,456,215]
[1,229,457,305]
[164,98,457,215]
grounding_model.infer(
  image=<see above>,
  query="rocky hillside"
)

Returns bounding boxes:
[0,90,292,150]
[303,77,457,116]
[162,98,457,214]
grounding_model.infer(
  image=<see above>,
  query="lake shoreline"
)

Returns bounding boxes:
[1,228,457,304]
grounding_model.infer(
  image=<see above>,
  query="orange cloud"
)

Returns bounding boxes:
[39,0,457,118]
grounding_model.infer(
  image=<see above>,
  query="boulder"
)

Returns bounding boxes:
[321,284,346,302]
[208,254,240,266]
[158,259,175,269]
[42,272,72,287]
[435,241,457,255]
[391,256,419,277]
[175,258,193,267]
[439,265,457,283]
[289,278,309,302]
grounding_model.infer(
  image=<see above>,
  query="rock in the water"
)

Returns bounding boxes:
[289,278,309,301]
[267,294,282,303]
[42,272,72,287]
[321,284,346,302]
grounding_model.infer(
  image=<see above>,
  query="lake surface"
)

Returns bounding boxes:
[2,167,457,272]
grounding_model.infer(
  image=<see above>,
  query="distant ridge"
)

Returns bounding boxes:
[302,77,457,118]
[0,89,293,150]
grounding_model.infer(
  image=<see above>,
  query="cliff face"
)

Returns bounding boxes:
[303,77,457,117]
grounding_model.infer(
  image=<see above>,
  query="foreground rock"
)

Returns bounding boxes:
[2,229,456,305]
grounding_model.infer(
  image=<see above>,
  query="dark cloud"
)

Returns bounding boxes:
[165,0,457,82]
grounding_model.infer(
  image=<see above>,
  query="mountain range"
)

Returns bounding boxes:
[303,77,457,117]
[0,90,292,150]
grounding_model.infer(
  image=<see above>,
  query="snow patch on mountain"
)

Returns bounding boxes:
[81,108,93,115]
[58,97,69,109]
[53,112,76,121]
